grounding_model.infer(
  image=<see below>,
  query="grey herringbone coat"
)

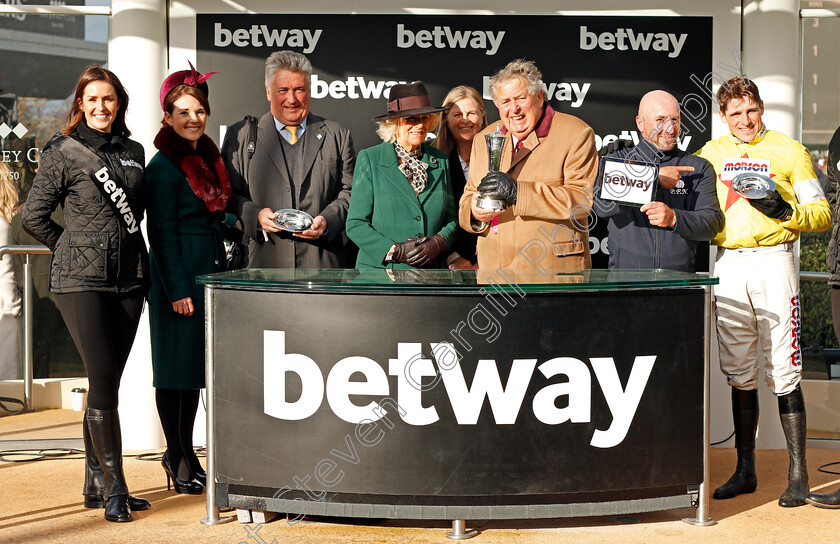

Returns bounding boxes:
[222,112,355,268]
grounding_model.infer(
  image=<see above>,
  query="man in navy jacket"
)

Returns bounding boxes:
[595,90,723,272]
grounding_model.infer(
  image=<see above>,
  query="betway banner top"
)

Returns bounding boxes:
[197,14,712,154]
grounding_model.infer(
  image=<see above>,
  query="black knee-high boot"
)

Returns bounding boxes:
[778,385,808,507]
[82,408,106,506]
[714,387,759,499]
[86,408,132,522]
[82,408,150,511]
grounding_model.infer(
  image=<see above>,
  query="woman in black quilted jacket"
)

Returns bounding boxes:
[21,65,150,523]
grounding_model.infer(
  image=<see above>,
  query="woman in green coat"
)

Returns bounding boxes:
[147,64,233,494]
[347,82,457,269]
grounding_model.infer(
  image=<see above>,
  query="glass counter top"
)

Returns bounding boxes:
[198,268,717,294]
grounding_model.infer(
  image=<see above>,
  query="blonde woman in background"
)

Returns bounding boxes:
[0,162,21,380]
[432,86,487,269]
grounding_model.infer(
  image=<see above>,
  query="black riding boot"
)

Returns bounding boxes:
[778,385,808,507]
[82,408,107,507]
[86,408,132,522]
[714,387,759,499]
[806,487,840,508]
[82,409,150,511]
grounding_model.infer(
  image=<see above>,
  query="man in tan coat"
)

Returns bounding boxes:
[459,59,598,271]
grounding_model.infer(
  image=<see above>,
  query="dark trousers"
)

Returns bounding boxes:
[54,291,144,410]
[832,287,840,345]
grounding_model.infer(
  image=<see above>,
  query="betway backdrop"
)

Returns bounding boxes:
[197,14,713,269]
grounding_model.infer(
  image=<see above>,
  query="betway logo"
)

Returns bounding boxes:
[595,131,692,152]
[94,167,138,234]
[482,77,590,108]
[580,26,688,58]
[263,331,656,449]
[397,24,505,56]
[214,22,322,53]
[311,75,406,100]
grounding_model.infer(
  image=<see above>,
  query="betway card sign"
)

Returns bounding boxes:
[598,157,658,206]
[197,14,711,153]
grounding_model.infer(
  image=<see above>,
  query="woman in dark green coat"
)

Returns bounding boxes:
[347,82,457,269]
[147,64,233,494]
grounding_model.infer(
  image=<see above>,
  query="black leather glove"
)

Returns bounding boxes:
[477,171,518,205]
[598,138,635,158]
[405,234,448,268]
[749,190,793,221]
[391,239,419,264]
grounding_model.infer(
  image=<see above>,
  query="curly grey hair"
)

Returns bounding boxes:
[488,58,544,103]
[265,50,312,87]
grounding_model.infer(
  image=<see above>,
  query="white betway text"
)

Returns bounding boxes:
[263,332,656,449]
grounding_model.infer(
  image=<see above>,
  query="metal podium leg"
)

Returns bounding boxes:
[683,285,716,527]
[445,519,478,539]
[23,255,34,411]
[201,287,234,526]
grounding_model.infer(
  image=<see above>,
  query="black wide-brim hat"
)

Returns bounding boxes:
[373,81,448,121]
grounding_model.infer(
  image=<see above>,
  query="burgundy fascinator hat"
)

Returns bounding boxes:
[159,61,217,110]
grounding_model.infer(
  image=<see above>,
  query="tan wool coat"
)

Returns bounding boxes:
[458,107,599,271]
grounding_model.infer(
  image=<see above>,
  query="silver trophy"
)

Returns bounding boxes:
[477,123,508,210]
[731,172,776,200]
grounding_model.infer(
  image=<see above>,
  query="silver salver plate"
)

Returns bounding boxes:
[273,209,313,232]
[731,172,775,200]
[476,196,507,210]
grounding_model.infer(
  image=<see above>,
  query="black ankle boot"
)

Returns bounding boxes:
[86,408,132,522]
[714,387,759,500]
[778,385,808,507]
[82,409,150,512]
[806,487,840,509]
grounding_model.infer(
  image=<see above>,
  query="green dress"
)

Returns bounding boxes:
[146,152,229,390]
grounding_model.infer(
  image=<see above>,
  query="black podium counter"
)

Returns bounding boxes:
[198,268,717,525]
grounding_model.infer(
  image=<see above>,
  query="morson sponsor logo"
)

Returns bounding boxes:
[213,22,322,53]
[791,294,802,367]
[263,331,656,449]
[579,26,688,58]
[397,23,505,55]
[722,160,770,174]
[719,158,771,182]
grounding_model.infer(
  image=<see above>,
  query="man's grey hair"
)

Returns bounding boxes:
[265,50,312,87]
[489,59,544,102]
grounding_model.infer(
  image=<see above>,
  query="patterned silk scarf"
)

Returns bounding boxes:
[395,142,428,195]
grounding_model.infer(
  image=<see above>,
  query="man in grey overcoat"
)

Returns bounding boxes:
[222,50,355,268]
